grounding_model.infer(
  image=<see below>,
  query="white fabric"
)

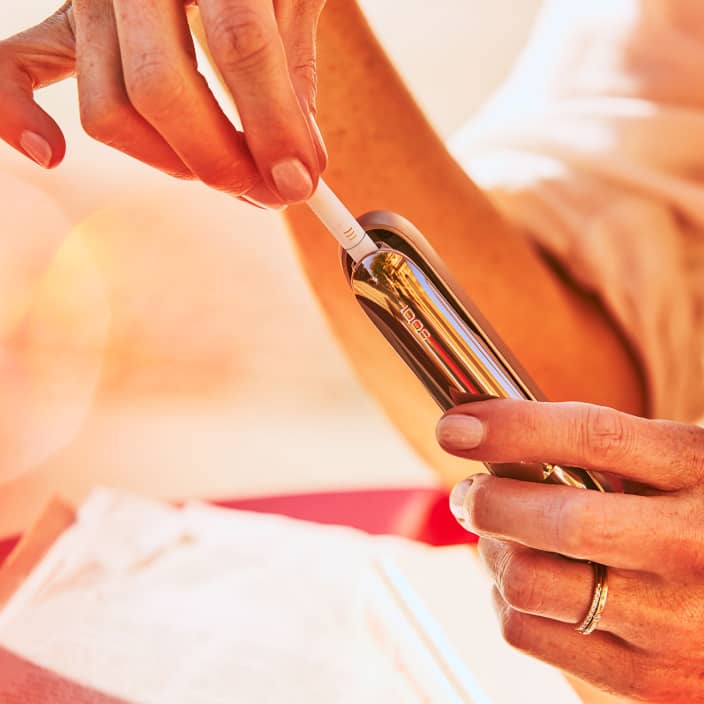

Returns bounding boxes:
[451,0,704,421]
[0,489,580,703]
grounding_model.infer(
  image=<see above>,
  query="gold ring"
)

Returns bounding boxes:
[575,562,608,635]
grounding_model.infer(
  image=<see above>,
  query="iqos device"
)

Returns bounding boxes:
[307,181,618,493]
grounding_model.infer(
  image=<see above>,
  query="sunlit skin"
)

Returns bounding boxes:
[438,399,704,704]
[0,0,645,473]
[0,0,326,204]
[0,1,702,702]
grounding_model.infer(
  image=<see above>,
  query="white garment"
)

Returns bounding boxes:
[451,0,704,421]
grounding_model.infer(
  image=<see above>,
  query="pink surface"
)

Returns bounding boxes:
[0,488,475,568]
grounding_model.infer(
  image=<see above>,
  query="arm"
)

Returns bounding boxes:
[283,1,645,484]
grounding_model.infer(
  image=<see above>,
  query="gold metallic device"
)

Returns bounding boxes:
[341,211,619,493]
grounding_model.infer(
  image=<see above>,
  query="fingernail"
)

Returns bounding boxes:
[449,478,474,524]
[20,130,52,168]
[270,158,314,202]
[309,113,328,166]
[436,415,485,450]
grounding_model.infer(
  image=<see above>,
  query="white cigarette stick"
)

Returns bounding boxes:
[306,179,378,263]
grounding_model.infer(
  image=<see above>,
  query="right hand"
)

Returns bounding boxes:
[0,0,328,207]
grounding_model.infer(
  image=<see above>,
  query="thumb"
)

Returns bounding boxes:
[0,6,76,168]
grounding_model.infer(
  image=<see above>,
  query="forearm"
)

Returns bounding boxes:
[284,1,645,483]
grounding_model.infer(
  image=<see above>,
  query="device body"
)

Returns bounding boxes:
[341,211,618,492]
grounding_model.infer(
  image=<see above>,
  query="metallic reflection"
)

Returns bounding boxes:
[342,212,618,493]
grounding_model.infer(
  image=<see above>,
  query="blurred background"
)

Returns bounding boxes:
[0,1,542,536]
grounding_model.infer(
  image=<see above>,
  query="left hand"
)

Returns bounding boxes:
[436,399,704,703]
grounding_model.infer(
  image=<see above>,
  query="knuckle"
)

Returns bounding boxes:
[665,507,704,574]
[497,550,537,612]
[38,7,76,50]
[666,590,704,640]
[499,606,528,650]
[464,477,493,533]
[555,495,598,557]
[682,424,704,482]
[580,405,634,467]
[56,5,76,44]
[125,54,186,119]
[79,96,130,143]
[208,9,275,71]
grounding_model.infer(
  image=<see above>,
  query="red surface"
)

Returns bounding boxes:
[0,488,475,568]
[0,646,129,703]
[0,535,18,567]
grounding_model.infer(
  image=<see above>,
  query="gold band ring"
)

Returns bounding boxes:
[575,562,608,635]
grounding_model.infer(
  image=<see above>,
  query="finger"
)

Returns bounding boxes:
[198,0,319,201]
[0,7,75,167]
[453,474,687,572]
[478,538,667,645]
[113,0,260,196]
[275,0,327,169]
[73,0,192,178]
[239,184,287,210]
[490,588,675,702]
[437,399,704,491]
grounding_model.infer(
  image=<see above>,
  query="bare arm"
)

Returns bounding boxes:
[283,1,645,484]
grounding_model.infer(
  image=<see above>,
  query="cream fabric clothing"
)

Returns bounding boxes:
[451,0,704,421]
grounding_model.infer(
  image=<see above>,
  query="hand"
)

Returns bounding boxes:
[0,0,327,207]
[436,399,704,703]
